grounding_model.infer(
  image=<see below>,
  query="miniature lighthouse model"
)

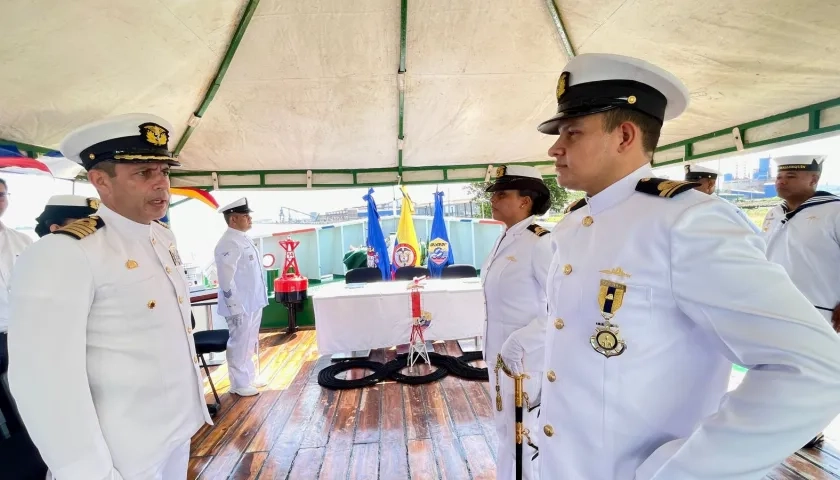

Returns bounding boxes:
[407,276,432,372]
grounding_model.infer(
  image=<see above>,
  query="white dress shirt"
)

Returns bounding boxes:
[8,205,211,480]
[0,222,33,332]
[539,165,840,480]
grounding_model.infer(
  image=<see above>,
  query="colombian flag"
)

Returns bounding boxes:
[392,185,421,276]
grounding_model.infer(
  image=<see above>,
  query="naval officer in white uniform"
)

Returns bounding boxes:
[684,164,762,234]
[34,195,100,238]
[481,164,552,480]
[214,197,268,397]
[535,53,840,480]
[7,113,212,480]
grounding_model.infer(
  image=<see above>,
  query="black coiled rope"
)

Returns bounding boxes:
[318,351,488,390]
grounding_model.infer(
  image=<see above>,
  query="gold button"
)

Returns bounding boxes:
[165,266,172,274]
[187,326,192,334]
[563,264,572,275]
[582,216,594,227]
[147,300,156,309]
[554,318,564,329]
[194,356,198,365]
[547,370,556,382]
[151,238,156,245]
[178,296,184,304]
[544,425,554,437]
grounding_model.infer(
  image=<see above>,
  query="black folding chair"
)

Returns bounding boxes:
[191,312,229,417]
[441,264,478,279]
[345,267,384,283]
[395,266,430,280]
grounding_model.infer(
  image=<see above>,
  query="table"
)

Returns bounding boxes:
[312,278,486,356]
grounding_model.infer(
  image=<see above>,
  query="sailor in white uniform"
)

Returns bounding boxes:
[535,53,840,479]
[214,197,268,397]
[481,164,552,480]
[763,156,840,322]
[684,164,762,234]
[7,113,212,480]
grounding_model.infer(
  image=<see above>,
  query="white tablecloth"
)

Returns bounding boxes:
[312,278,486,355]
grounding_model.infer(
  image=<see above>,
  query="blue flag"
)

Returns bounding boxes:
[427,191,455,278]
[363,188,392,280]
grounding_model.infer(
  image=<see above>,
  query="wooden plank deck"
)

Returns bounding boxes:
[190,329,840,479]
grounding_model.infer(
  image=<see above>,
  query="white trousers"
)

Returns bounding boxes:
[226,310,262,390]
[45,440,190,480]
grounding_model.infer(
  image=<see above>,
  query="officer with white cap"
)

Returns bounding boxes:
[536,53,840,479]
[34,195,100,237]
[7,113,212,480]
[214,197,268,397]
[481,164,552,480]
[684,164,762,234]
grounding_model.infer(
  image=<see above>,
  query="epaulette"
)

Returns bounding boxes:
[154,220,170,229]
[636,178,699,198]
[54,215,105,240]
[527,224,549,237]
[564,198,587,214]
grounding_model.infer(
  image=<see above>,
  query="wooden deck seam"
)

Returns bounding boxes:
[793,450,840,479]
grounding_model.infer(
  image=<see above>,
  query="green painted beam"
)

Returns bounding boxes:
[653,95,840,167]
[173,0,261,157]
[397,0,408,179]
[169,95,840,189]
[545,0,575,59]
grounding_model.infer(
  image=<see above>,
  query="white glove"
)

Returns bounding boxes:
[500,331,526,376]
[226,313,244,327]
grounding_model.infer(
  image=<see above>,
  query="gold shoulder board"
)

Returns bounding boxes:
[564,198,588,214]
[635,178,699,198]
[527,224,549,237]
[54,215,105,240]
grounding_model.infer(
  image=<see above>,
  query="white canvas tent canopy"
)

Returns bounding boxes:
[2,0,840,187]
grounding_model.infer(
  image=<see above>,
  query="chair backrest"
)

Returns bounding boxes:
[441,264,478,279]
[394,266,430,281]
[345,267,384,283]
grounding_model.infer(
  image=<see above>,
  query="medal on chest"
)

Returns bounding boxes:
[169,244,183,266]
[591,279,627,357]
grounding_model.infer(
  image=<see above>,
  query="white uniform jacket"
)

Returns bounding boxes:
[539,165,840,480]
[763,192,840,323]
[214,228,268,317]
[0,223,33,331]
[481,215,552,477]
[7,205,211,480]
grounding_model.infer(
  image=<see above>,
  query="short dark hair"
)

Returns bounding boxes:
[518,189,551,216]
[0,178,7,191]
[602,108,662,155]
[224,212,234,225]
[90,161,117,177]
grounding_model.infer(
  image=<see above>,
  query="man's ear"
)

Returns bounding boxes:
[616,121,639,154]
[49,224,60,233]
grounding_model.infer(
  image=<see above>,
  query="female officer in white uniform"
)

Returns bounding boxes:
[481,164,553,480]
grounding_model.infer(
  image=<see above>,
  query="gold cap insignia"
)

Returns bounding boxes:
[87,198,100,210]
[495,165,507,178]
[140,123,169,147]
[125,259,138,269]
[556,71,569,101]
